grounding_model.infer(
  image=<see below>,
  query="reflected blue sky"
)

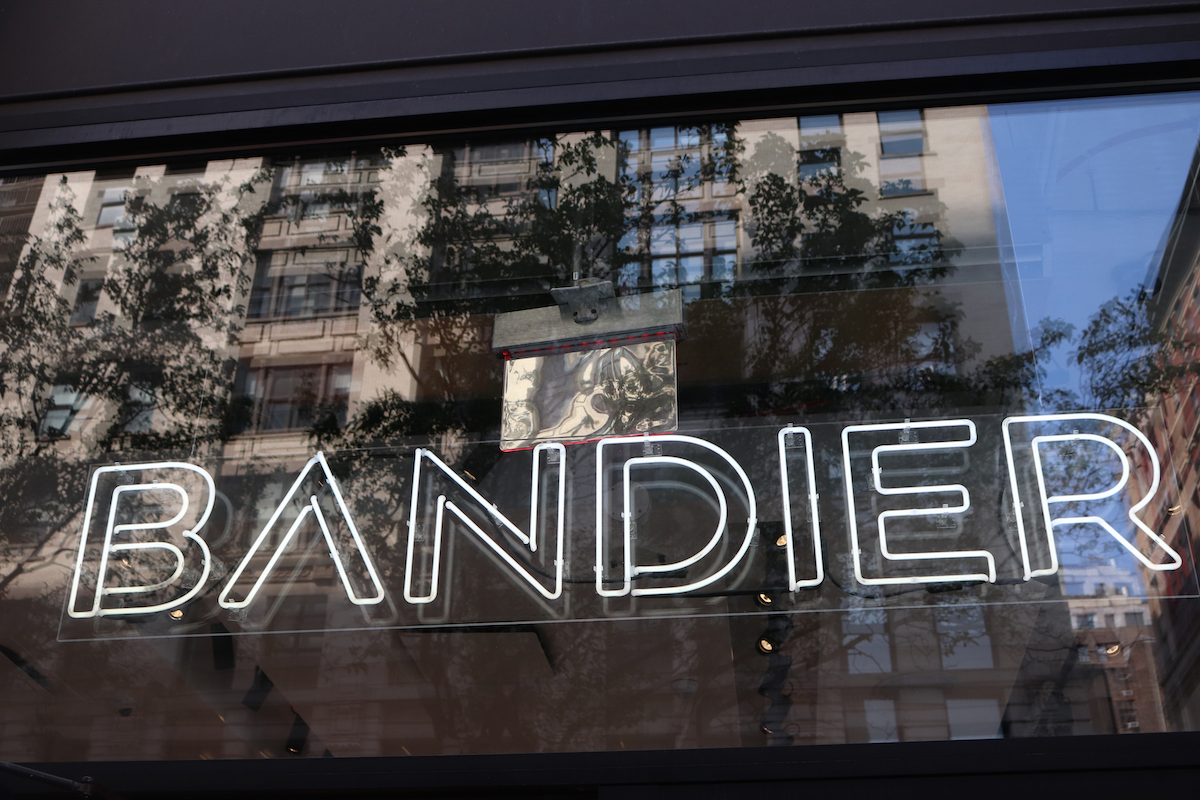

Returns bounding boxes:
[989,93,1200,407]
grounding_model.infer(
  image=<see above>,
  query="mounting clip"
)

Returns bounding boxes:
[549,277,616,323]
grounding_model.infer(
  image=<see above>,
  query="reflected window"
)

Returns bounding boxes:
[40,384,85,437]
[800,114,842,138]
[96,186,136,245]
[166,190,204,221]
[643,215,738,296]
[234,361,352,433]
[0,176,38,305]
[96,187,129,228]
[1117,699,1139,730]
[122,382,155,433]
[864,699,899,743]
[946,698,1002,740]
[799,148,841,182]
[248,253,361,320]
[798,114,843,182]
[878,110,927,197]
[890,215,939,264]
[0,174,41,210]
[619,124,739,295]
[936,606,995,670]
[623,125,732,201]
[843,608,892,674]
[879,109,926,155]
[69,278,103,325]
[454,140,544,198]
[270,153,385,222]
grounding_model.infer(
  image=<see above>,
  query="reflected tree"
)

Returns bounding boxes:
[0,167,271,596]
[1073,287,1200,411]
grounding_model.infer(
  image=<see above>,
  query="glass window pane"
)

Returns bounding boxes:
[800,114,842,137]
[3,91,1200,767]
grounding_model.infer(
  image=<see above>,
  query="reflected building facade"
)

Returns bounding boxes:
[0,99,1198,771]
[1142,159,1200,730]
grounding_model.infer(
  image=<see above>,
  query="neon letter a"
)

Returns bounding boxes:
[218,452,384,610]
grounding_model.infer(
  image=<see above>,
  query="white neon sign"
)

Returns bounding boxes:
[777,424,823,591]
[218,451,385,610]
[68,462,215,618]
[843,420,996,586]
[63,413,1185,622]
[1002,413,1182,580]
[404,443,566,604]
[595,434,758,597]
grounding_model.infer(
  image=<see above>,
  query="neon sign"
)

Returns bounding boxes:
[68,461,216,619]
[843,419,997,587]
[1001,413,1181,579]
[218,452,386,611]
[404,443,567,604]
[64,412,1186,623]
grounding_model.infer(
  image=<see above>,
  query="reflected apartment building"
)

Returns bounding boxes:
[0,105,1160,759]
[1139,155,1200,731]
[218,107,1035,751]
[0,175,40,309]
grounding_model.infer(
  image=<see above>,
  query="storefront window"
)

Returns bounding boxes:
[1,92,1200,760]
